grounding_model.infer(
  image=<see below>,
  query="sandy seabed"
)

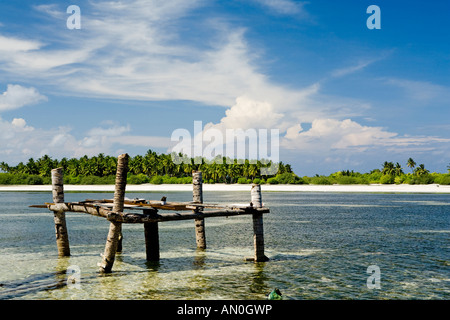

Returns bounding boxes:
[0,183,449,193]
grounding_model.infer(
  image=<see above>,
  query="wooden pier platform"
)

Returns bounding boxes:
[31,153,270,273]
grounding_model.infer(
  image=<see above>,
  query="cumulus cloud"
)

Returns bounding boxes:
[281,118,450,152]
[218,96,284,130]
[0,117,169,162]
[0,84,47,112]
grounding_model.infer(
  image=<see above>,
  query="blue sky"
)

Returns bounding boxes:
[0,0,449,175]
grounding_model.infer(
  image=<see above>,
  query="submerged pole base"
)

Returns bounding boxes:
[244,256,270,263]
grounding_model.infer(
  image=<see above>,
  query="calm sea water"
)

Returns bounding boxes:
[0,191,448,300]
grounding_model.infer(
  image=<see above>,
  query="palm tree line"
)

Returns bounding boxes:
[381,158,430,176]
[0,150,292,183]
[1,152,448,185]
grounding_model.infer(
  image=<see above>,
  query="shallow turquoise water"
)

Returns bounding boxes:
[0,191,448,299]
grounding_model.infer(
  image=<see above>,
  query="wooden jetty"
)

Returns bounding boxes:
[31,153,270,273]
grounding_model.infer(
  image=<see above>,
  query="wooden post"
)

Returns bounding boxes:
[144,209,160,262]
[99,153,128,273]
[251,184,269,262]
[193,171,206,249]
[51,168,70,257]
[144,223,159,261]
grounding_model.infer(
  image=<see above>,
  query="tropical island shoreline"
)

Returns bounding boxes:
[1,183,449,193]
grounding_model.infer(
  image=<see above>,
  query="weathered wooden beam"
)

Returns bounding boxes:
[97,200,190,211]
[51,168,70,257]
[45,202,267,223]
[99,153,128,273]
[48,203,112,219]
[107,207,268,223]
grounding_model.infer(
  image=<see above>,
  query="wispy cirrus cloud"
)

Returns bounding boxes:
[384,78,450,103]
[0,35,43,52]
[252,0,309,16]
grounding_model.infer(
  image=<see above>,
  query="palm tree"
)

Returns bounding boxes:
[25,158,38,175]
[228,162,241,183]
[242,160,250,179]
[217,164,228,183]
[249,163,258,180]
[406,158,416,173]
[104,156,117,176]
[414,164,429,176]
[285,164,293,173]
[395,162,404,176]
[278,161,286,174]
[0,161,10,173]
[382,161,395,175]
[129,155,144,175]
[36,155,56,177]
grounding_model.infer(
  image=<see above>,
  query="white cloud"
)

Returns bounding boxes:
[219,96,284,129]
[33,4,65,19]
[0,116,170,162]
[110,135,173,148]
[384,78,450,103]
[281,118,450,152]
[87,125,130,137]
[253,0,308,16]
[0,1,309,109]
[0,35,42,52]
[11,118,31,130]
[0,84,47,112]
[331,59,376,78]
[0,0,448,172]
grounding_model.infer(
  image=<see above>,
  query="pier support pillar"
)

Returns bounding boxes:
[193,171,206,249]
[51,168,70,257]
[99,153,128,273]
[144,210,160,261]
[251,184,269,262]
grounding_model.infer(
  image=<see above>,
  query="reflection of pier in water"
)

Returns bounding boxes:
[0,271,66,299]
[30,153,270,274]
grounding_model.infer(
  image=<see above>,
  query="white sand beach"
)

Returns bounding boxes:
[0,183,449,193]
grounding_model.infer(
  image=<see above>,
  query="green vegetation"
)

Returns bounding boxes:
[301,160,450,185]
[0,150,296,185]
[0,153,449,185]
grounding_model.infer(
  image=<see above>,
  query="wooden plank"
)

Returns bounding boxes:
[83,199,191,211]
[46,201,267,223]
[51,198,260,212]
[108,207,269,223]
[147,200,190,211]
[84,198,146,205]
